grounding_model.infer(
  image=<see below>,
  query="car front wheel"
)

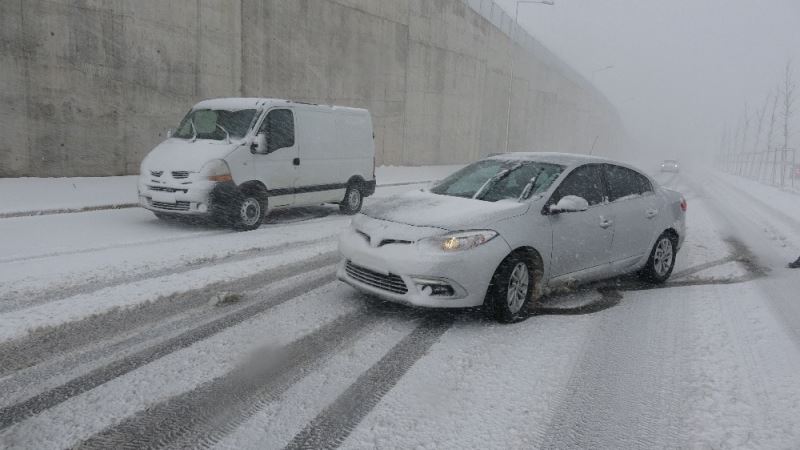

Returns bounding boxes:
[486,252,535,323]
[640,232,677,283]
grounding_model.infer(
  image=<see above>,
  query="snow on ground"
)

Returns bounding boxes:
[0,165,461,216]
[3,166,800,449]
[0,176,139,215]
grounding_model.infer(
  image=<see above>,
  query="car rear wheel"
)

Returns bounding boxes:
[339,183,363,215]
[640,232,677,283]
[486,253,534,323]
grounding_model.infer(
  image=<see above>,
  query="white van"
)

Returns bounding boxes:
[138,98,376,230]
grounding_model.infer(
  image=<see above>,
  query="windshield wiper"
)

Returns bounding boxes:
[473,163,524,200]
[189,118,198,142]
[215,123,232,144]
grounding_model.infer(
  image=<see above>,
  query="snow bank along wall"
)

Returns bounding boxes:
[0,0,625,177]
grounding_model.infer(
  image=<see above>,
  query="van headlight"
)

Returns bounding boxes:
[418,230,498,253]
[201,159,232,182]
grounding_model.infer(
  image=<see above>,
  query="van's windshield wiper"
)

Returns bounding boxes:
[473,163,524,200]
[215,123,231,143]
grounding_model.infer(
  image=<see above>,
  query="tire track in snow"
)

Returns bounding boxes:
[74,308,387,450]
[537,289,692,449]
[284,316,452,450]
[0,268,337,430]
[0,236,333,313]
[0,252,339,377]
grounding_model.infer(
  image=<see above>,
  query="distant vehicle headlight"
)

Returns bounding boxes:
[419,230,498,253]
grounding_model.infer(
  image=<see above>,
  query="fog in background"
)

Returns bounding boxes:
[495,0,800,167]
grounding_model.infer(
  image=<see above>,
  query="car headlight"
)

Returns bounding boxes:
[418,230,499,253]
[201,159,232,182]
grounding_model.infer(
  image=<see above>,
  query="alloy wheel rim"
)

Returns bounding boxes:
[506,262,529,314]
[653,238,674,277]
[240,198,261,226]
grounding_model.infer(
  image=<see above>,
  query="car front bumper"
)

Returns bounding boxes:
[337,226,511,308]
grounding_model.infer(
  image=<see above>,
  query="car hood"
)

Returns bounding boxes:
[141,139,241,173]
[361,190,530,231]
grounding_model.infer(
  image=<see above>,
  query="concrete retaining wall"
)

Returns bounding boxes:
[0,0,624,177]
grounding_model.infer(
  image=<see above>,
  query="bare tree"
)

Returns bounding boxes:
[739,103,751,175]
[750,95,769,178]
[765,89,780,183]
[779,60,796,187]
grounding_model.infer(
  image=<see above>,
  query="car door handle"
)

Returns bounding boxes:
[599,217,614,229]
[293,158,300,166]
[645,208,659,219]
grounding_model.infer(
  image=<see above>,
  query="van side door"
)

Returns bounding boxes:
[253,108,298,207]
[293,109,348,205]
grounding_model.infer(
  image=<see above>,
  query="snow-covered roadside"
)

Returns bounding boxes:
[0,165,462,217]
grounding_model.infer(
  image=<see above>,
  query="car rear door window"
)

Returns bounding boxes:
[550,164,606,206]
[605,164,652,201]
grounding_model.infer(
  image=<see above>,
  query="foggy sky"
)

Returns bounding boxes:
[494,0,800,165]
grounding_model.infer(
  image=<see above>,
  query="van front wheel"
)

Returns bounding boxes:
[339,184,363,215]
[233,192,266,231]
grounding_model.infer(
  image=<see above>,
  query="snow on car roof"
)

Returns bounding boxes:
[192,98,368,114]
[487,152,615,167]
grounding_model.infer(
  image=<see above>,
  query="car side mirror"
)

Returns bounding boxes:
[251,132,268,154]
[549,195,590,214]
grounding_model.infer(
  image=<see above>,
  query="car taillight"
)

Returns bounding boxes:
[680,198,687,212]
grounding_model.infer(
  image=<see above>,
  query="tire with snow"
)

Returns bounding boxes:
[640,232,677,283]
[339,182,364,215]
[232,190,266,231]
[485,252,535,323]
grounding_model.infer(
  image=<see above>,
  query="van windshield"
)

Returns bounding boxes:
[174,109,257,141]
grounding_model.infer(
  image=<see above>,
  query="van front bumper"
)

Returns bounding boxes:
[138,177,220,216]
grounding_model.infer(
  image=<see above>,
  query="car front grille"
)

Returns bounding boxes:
[172,171,190,179]
[345,261,408,294]
[150,200,191,211]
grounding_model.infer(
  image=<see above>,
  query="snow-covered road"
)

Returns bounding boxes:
[2,169,800,449]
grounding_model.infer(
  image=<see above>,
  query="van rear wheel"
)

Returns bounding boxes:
[340,184,363,215]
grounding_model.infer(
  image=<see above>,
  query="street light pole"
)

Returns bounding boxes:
[503,0,554,154]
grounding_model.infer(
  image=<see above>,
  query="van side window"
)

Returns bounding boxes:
[260,109,295,153]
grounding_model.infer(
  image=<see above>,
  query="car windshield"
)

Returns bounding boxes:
[173,109,257,141]
[430,159,564,201]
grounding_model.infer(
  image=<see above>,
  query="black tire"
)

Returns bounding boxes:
[232,190,267,231]
[640,232,677,283]
[339,183,364,215]
[485,252,535,323]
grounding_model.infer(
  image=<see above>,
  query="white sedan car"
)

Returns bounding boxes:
[338,153,687,322]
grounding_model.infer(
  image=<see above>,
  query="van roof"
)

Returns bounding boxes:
[192,98,368,114]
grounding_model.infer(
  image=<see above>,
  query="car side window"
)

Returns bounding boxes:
[605,164,652,201]
[550,164,605,207]
[259,109,295,153]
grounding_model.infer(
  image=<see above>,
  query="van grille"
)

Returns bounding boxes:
[172,171,190,179]
[345,261,408,294]
[150,200,191,211]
